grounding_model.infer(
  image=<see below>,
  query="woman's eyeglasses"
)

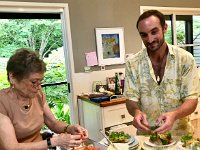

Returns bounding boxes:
[30,80,45,88]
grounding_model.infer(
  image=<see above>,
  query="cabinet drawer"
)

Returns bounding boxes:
[102,104,132,128]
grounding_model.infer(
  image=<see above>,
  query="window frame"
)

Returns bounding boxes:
[140,6,200,66]
[140,6,200,47]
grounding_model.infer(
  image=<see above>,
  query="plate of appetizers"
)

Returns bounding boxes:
[108,131,132,143]
[176,133,200,150]
[144,132,176,148]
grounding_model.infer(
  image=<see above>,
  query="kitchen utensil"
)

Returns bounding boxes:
[59,138,107,150]
[99,129,119,150]
[85,138,107,150]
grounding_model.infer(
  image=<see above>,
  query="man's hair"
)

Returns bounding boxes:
[136,10,166,29]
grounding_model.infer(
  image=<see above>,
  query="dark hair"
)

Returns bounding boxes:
[6,48,46,81]
[136,10,166,29]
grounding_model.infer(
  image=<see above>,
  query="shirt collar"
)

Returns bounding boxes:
[167,43,175,56]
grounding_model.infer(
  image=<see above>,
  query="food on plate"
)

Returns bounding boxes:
[75,145,101,150]
[149,132,173,145]
[108,131,131,143]
[180,133,200,148]
[150,125,160,131]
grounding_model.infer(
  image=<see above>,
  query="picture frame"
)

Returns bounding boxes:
[106,77,116,92]
[95,27,125,66]
[92,81,102,92]
[96,84,107,92]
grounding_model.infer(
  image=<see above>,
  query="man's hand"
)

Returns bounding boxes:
[133,112,150,133]
[154,111,177,134]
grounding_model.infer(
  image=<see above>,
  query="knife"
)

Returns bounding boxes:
[99,129,119,150]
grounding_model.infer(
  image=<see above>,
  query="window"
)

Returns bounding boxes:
[0,2,75,124]
[141,6,200,66]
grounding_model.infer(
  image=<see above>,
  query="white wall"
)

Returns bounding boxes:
[73,68,125,95]
[72,68,125,123]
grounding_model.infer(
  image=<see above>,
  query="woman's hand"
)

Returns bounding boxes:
[52,133,83,148]
[67,124,88,140]
[51,124,89,148]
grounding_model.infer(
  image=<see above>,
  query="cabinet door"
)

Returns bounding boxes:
[78,100,104,141]
[102,103,132,128]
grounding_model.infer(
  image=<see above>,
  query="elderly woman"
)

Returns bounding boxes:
[0,48,88,150]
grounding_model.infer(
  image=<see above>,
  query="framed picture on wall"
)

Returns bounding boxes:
[95,27,125,66]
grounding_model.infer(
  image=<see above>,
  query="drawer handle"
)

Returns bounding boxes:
[194,111,198,115]
[121,114,125,119]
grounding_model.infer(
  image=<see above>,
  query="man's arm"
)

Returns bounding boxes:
[174,98,198,119]
[126,100,140,116]
[155,98,198,133]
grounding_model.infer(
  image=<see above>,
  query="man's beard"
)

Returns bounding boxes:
[146,37,165,52]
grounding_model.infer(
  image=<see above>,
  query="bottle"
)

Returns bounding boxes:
[115,72,121,95]
[119,72,125,94]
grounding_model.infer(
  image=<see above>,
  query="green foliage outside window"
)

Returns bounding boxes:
[43,48,70,124]
[165,21,186,45]
[0,19,70,124]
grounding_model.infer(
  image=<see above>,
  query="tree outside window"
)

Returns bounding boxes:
[0,18,70,124]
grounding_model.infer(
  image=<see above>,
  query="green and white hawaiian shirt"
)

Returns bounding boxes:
[124,43,200,136]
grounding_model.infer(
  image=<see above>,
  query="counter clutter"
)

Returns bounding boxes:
[77,95,200,150]
[69,132,200,150]
[80,91,125,104]
[110,133,200,150]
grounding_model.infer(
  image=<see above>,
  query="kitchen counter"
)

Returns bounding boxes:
[77,95,127,107]
[100,135,182,150]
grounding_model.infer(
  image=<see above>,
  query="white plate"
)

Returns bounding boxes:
[144,140,176,148]
[176,141,186,150]
[101,136,139,149]
[176,141,200,150]
[114,136,139,148]
[127,136,135,145]
[128,137,139,148]
[113,138,139,150]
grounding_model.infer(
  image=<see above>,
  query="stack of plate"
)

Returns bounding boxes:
[144,139,177,149]
[100,136,139,150]
[128,137,139,149]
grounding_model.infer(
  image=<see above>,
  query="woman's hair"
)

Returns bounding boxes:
[136,10,166,30]
[7,48,46,81]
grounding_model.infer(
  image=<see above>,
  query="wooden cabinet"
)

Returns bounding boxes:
[102,104,132,127]
[77,96,136,141]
